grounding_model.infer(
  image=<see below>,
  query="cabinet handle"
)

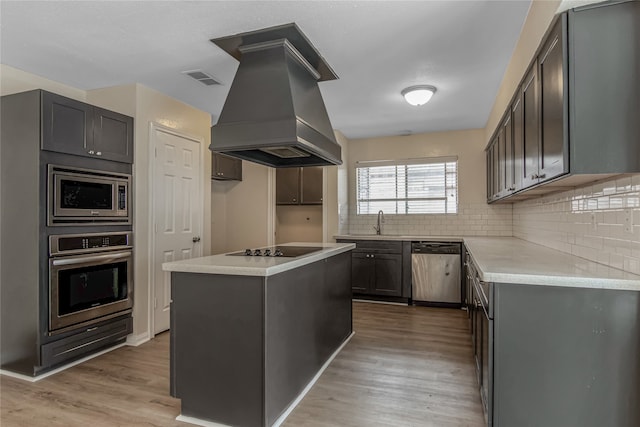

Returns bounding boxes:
[96,151,102,156]
[293,198,297,202]
[88,150,95,155]
[538,173,546,179]
[370,254,375,258]
[220,172,224,176]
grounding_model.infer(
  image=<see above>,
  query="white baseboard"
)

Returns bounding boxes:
[176,332,355,427]
[126,331,151,347]
[272,331,355,427]
[0,343,126,382]
[175,415,230,427]
[353,298,408,306]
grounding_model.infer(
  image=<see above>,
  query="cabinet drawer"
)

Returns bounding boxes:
[339,239,402,254]
[41,316,132,369]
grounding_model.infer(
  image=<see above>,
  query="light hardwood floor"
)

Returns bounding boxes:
[1,302,484,427]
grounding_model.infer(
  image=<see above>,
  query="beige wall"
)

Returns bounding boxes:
[345,129,513,237]
[0,64,86,100]
[349,129,486,204]
[276,205,323,244]
[211,161,274,253]
[484,0,561,143]
[324,130,350,242]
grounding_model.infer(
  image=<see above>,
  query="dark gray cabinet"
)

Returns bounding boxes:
[212,152,242,181]
[339,240,403,298]
[487,111,516,202]
[276,167,323,205]
[42,91,133,164]
[487,1,640,203]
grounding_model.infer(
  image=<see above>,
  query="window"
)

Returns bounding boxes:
[356,157,458,214]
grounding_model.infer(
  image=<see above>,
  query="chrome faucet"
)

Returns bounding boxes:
[373,210,384,235]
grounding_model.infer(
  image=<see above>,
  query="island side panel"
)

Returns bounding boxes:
[264,251,352,426]
[493,284,640,427]
[171,272,265,427]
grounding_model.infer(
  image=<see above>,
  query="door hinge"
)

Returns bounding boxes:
[154,223,158,233]
[154,298,158,309]
[155,147,158,157]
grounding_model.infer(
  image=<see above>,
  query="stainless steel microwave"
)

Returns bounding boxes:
[48,165,131,225]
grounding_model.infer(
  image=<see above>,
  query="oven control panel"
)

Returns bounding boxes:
[50,232,132,256]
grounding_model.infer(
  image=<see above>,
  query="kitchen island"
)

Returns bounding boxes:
[162,242,355,427]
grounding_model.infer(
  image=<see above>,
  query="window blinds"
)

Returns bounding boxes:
[356,160,458,214]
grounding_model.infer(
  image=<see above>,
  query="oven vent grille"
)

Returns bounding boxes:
[182,69,221,86]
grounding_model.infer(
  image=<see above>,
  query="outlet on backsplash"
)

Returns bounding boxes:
[624,209,634,234]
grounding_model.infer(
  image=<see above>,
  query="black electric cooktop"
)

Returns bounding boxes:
[226,246,324,258]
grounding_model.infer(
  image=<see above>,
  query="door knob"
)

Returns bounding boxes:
[192,236,201,243]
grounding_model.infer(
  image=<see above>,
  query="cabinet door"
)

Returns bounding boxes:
[512,93,525,192]
[503,113,514,193]
[497,125,506,197]
[93,107,134,163]
[521,63,540,188]
[491,139,500,199]
[372,253,402,297]
[538,19,568,183]
[276,168,301,204]
[212,153,242,181]
[41,91,92,157]
[351,253,372,293]
[486,149,493,202]
[300,166,323,204]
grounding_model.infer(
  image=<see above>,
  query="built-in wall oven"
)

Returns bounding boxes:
[48,164,131,225]
[48,232,133,334]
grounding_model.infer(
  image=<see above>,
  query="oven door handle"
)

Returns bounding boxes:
[52,251,131,266]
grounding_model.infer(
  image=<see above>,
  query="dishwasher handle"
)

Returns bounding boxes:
[411,242,461,254]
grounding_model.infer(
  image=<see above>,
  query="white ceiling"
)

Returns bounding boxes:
[0,0,532,140]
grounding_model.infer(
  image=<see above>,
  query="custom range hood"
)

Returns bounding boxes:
[210,23,342,168]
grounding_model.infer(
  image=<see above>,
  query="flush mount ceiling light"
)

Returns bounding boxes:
[401,85,437,106]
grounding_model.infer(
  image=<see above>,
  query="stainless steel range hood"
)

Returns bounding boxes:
[210,23,342,168]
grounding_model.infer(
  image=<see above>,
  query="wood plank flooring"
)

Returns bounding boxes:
[0,302,484,427]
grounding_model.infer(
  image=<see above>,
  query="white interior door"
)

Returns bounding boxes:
[152,126,202,335]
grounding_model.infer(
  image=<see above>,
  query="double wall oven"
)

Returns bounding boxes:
[46,164,134,336]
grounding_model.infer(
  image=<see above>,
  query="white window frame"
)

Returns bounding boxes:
[355,156,458,215]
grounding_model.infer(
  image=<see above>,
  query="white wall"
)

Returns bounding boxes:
[345,129,512,236]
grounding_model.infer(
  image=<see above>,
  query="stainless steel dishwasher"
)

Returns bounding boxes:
[411,242,462,306]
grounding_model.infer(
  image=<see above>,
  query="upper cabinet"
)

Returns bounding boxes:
[487,1,640,203]
[276,166,323,205]
[212,152,242,181]
[42,91,133,164]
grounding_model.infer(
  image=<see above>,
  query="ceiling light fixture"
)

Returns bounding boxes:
[401,85,437,106]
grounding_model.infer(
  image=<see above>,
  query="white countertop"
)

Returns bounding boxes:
[334,234,463,242]
[464,237,640,291]
[162,242,356,277]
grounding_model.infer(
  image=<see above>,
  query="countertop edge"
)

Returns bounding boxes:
[162,243,356,277]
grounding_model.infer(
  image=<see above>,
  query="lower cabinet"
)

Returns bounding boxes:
[352,252,402,296]
[465,248,640,427]
[337,239,407,299]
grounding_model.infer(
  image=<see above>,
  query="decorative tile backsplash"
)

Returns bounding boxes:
[347,203,513,236]
[513,174,640,275]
